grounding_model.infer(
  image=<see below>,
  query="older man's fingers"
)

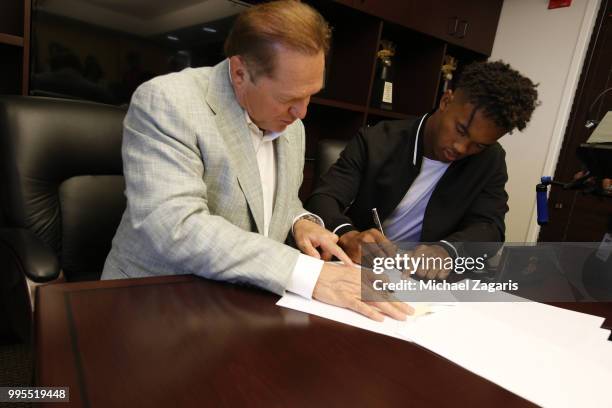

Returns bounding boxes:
[369,301,408,321]
[325,240,354,266]
[349,298,385,322]
[299,239,321,259]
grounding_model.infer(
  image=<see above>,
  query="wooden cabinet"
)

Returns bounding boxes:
[426,0,503,55]
[348,0,413,24]
[0,0,30,96]
[340,0,503,55]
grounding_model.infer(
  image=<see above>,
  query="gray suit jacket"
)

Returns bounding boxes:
[102,59,307,295]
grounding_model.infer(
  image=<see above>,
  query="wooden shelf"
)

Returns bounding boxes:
[311,96,367,113]
[0,33,24,47]
[367,107,411,119]
[0,0,30,95]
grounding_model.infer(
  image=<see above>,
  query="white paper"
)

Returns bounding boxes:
[277,294,612,407]
[276,293,453,341]
[397,305,612,408]
[587,111,612,144]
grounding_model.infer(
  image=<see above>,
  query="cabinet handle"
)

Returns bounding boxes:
[448,17,458,36]
[457,20,469,38]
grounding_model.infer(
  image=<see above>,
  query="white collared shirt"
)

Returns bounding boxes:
[245,112,280,237]
[244,111,322,299]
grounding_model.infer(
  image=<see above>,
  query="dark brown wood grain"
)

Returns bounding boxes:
[0,33,23,47]
[35,275,605,408]
[346,0,502,55]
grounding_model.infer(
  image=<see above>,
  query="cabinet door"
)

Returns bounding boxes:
[402,0,461,43]
[349,0,414,26]
[348,0,459,44]
[409,0,503,55]
[456,0,504,55]
[353,0,503,56]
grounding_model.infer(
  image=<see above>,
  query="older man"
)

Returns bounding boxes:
[102,0,409,322]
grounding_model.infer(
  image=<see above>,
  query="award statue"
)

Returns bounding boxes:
[373,40,396,111]
[440,55,458,94]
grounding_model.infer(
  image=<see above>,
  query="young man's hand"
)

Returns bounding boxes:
[406,244,452,280]
[338,229,395,264]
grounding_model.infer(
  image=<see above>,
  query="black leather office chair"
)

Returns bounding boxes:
[0,96,126,341]
[315,139,348,182]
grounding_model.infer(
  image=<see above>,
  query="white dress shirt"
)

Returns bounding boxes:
[244,112,323,299]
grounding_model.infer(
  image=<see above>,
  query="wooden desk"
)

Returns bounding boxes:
[35,276,611,407]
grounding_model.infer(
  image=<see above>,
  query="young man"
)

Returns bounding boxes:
[306,61,539,280]
[102,0,410,322]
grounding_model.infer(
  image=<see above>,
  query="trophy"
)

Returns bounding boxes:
[440,55,458,94]
[373,40,396,111]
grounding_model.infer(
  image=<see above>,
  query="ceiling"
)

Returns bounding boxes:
[85,0,209,20]
[36,0,250,36]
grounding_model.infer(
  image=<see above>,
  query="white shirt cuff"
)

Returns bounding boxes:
[332,223,353,234]
[286,254,323,299]
[291,212,325,237]
[439,240,459,258]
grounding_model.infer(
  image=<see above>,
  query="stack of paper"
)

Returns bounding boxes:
[587,111,612,144]
[277,292,612,407]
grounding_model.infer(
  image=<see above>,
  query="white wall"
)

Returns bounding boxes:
[490,0,601,242]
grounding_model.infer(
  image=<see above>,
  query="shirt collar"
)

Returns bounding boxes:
[413,113,429,166]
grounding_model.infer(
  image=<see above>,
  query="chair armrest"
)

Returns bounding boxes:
[0,228,60,282]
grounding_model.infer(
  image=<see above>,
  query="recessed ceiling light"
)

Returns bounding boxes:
[202,27,217,33]
[166,35,179,41]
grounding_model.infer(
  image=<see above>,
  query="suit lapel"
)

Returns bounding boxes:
[268,134,291,241]
[206,59,265,234]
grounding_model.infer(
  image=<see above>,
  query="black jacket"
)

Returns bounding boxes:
[305,116,509,256]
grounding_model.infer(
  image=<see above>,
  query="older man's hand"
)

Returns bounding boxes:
[293,219,353,266]
[313,262,413,322]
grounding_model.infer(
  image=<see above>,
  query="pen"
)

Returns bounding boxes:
[372,208,385,238]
